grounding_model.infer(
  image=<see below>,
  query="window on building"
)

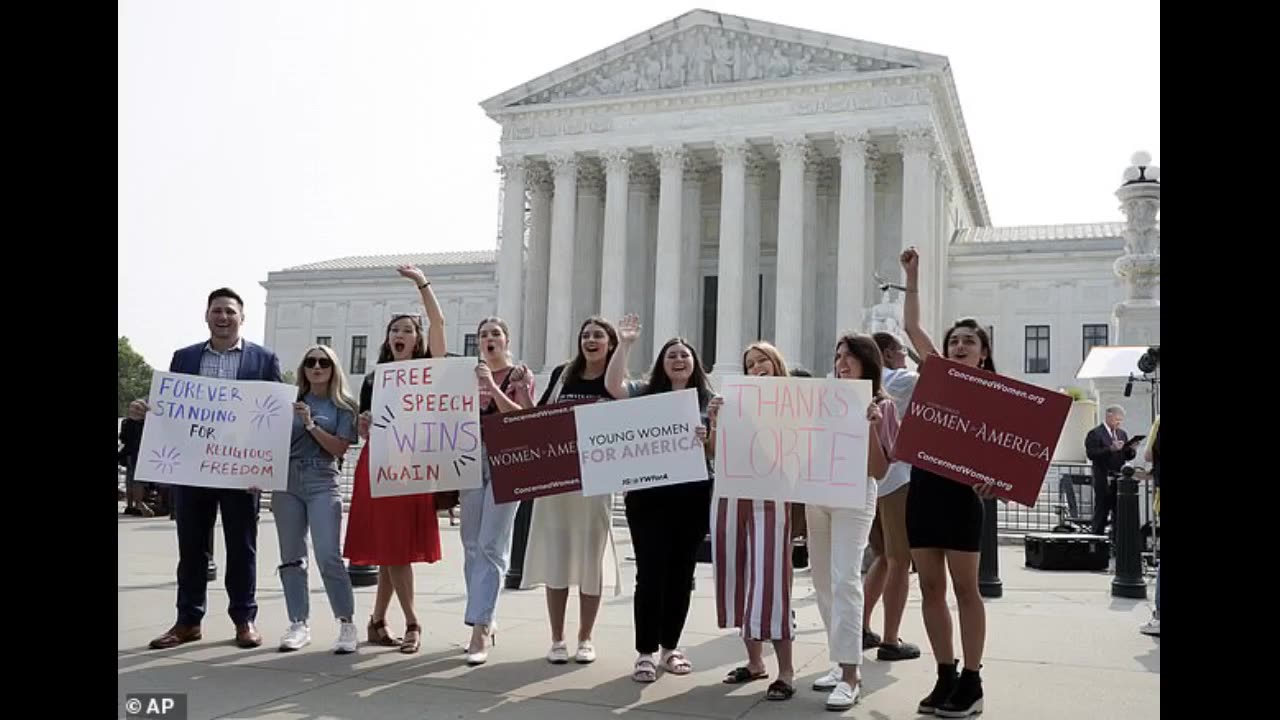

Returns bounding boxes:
[315,335,331,347]
[1024,325,1050,374]
[463,333,478,357]
[350,335,368,375]
[1082,324,1108,360]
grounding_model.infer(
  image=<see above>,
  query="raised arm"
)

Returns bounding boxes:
[605,313,640,399]
[398,265,447,357]
[900,247,941,360]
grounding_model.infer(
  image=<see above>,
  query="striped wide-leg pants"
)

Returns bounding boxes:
[711,497,794,641]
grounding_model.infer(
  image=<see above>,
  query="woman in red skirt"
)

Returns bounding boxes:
[343,265,446,654]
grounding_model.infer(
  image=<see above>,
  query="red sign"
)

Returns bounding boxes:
[891,357,1071,507]
[483,399,598,504]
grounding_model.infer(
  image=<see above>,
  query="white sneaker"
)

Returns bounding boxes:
[1140,617,1160,636]
[279,621,311,652]
[547,641,569,664]
[575,641,597,664]
[825,681,860,711]
[812,666,842,691]
[333,620,358,654]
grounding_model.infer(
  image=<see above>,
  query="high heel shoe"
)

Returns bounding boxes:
[400,624,422,654]
[465,625,495,665]
[367,617,402,647]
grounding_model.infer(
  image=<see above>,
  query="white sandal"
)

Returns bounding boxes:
[632,655,657,683]
[660,649,693,675]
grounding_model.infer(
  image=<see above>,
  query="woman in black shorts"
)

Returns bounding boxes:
[900,247,996,718]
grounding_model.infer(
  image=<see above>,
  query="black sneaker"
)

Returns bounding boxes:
[918,661,959,715]
[936,667,984,718]
[877,639,922,661]
[862,629,882,650]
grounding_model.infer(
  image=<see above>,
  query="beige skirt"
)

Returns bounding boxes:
[520,492,620,596]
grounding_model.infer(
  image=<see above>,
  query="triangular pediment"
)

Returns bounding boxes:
[481,9,947,113]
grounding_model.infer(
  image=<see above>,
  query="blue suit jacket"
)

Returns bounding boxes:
[168,340,283,382]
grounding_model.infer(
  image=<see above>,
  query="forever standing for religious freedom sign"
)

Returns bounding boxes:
[714,376,872,508]
[574,388,709,496]
[483,399,599,504]
[368,357,483,498]
[891,357,1072,507]
[135,372,295,490]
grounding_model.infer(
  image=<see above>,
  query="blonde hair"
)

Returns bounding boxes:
[296,345,358,415]
[742,341,790,377]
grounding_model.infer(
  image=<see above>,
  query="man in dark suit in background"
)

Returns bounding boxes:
[1086,405,1137,535]
[122,288,283,650]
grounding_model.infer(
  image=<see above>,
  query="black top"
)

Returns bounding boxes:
[538,364,611,405]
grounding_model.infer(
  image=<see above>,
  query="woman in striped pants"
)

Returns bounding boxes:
[706,342,798,701]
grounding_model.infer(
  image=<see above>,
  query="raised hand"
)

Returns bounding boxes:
[899,247,920,276]
[618,313,642,344]
[127,399,150,421]
[397,265,428,287]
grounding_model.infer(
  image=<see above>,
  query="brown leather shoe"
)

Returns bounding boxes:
[234,623,263,648]
[149,624,202,650]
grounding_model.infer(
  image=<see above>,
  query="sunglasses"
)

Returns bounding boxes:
[303,357,333,369]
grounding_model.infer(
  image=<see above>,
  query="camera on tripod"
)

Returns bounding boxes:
[1137,346,1160,374]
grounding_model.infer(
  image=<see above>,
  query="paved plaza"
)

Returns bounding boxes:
[118,510,1159,719]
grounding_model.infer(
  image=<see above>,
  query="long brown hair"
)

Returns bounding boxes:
[834,332,886,400]
[742,341,789,378]
[642,337,714,409]
[376,314,431,364]
[564,316,619,385]
[941,318,996,372]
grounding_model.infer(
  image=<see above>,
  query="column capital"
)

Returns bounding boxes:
[497,154,526,179]
[835,130,874,161]
[577,160,605,194]
[714,138,750,166]
[546,151,578,177]
[600,147,632,173]
[653,144,688,173]
[628,158,658,188]
[683,157,709,183]
[525,162,554,193]
[897,126,937,157]
[773,135,813,164]
[744,151,769,183]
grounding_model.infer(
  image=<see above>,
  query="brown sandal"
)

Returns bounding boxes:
[400,623,422,654]
[367,618,401,647]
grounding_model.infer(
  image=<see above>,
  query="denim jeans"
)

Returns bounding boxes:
[273,458,355,622]
[459,449,518,627]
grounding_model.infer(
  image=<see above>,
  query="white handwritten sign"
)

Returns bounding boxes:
[714,377,871,508]
[135,372,294,490]
[368,357,482,497]
[574,388,709,496]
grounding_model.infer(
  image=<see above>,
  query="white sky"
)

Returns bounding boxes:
[118,0,1160,369]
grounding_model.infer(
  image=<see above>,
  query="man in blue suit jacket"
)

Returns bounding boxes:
[123,288,282,650]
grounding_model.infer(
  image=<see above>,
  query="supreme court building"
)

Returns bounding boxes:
[263,10,1151,392]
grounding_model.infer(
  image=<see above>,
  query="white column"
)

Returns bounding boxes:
[544,151,578,364]
[899,128,938,336]
[712,139,748,376]
[521,164,553,371]
[497,154,527,355]
[652,144,686,346]
[742,154,766,343]
[802,159,820,371]
[865,158,881,312]
[772,135,809,363]
[626,161,656,372]
[572,161,604,325]
[598,148,631,323]
[835,131,870,335]
[680,162,704,341]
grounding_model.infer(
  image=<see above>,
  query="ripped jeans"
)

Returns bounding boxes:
[273,458,355,622]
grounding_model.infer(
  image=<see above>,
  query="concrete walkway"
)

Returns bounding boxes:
[118,510,1159,719]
